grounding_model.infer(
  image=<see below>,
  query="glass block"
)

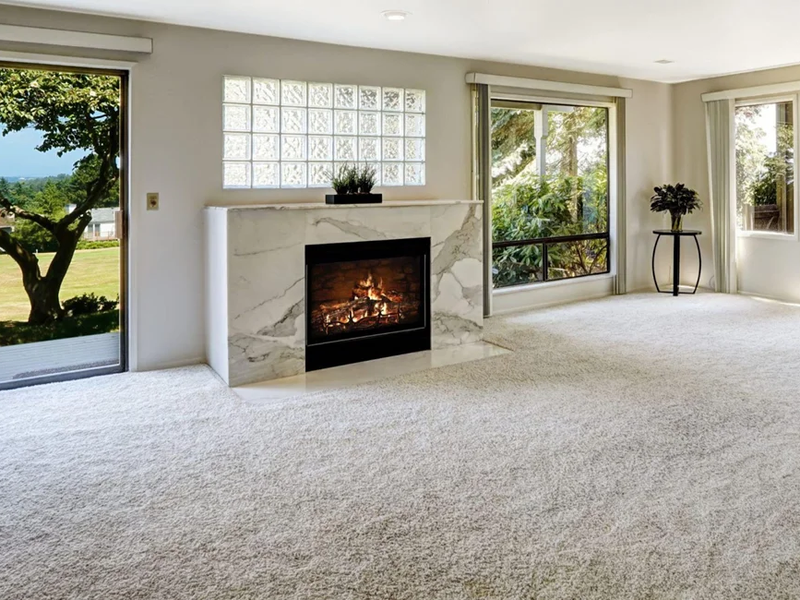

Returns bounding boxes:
[359,86,381,110]
[359,112,380,136]
[404,89,426,113]
[281,162,307,188]
[281,135,307,161]
[334,84,357,109]
[382,138,403,161]
[309,162,333,188]
[308,83,333,108]
[223,104,250,132]
[281,107,307,134]
[223,162,251,188]
[252,106,279,133]
[404,162,426,186]
[281,80,307,106]
[335,137,357,161]
[223,133,251,160]
[405,114,426,137]
[382,87,403,111]
[252,134,280,161]
[359,137,380,161]
[382,162,402,186]
[309,136,333,161]
[404,138,425,161]
[383,113,403,137]
[309,109,333,135]
[224,76,250,104]
[334,110,357,135]
[253,162,280,188]
[253,78,279,105]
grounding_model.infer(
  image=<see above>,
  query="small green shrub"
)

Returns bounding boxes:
[329,164,359,194]
[63,293,119,317]
[77,239,120,250]
[356,164,377,193]
[0,310,120,346]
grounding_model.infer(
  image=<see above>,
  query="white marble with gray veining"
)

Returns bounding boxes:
[206,200,483,387]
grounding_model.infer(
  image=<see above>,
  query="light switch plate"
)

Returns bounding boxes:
[146,192,159,211]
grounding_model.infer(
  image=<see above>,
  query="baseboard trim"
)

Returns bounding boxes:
[491,275,614,316]
[132,357,205,373]
[737,290,800,306]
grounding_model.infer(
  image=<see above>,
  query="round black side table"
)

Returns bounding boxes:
[651,230,702,297]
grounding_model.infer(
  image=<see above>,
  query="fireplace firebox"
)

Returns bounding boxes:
[305,237,431,371]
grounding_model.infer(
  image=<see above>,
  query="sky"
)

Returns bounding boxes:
[0,127,87,179]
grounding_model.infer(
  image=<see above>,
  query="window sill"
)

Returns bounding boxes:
[493,272,614,296]
[736,230,798,242]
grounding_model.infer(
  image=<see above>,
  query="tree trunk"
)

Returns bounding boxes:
[25,278,65,325]
[18,229,83,325]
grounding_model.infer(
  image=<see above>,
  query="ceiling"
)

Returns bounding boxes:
[3,0,800,83]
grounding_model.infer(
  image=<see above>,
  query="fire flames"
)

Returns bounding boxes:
[313,270,418,337]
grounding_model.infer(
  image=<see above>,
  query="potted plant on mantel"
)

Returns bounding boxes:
[326,164,382,205]
[650,183,702,231]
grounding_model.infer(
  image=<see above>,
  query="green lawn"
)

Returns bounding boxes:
[0,248,120,322]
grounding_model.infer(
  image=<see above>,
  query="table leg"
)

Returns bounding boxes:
[672,234,680,296]
[692,234,702,294]
[651,234,663,293]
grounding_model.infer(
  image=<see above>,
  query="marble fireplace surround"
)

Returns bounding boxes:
[205,200,483,387]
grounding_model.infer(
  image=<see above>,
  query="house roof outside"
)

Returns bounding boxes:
[65,204,119,225]
[89,208,119,225]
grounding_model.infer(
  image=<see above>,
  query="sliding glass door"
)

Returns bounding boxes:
[0,63,127,389]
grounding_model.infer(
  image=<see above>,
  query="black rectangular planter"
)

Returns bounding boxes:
[325,193,383,205]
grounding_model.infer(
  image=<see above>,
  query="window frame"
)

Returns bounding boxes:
[488,92,617,289]
[734,93,799,242]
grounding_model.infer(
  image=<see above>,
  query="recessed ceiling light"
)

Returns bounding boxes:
[654,59,675,65]
[382,10,410,21]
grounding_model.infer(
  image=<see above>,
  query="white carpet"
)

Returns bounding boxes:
[2,292,800,599]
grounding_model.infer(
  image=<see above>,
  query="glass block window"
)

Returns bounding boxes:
[223,76,426,189]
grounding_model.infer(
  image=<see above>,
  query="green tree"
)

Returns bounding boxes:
[0,68,120,324]
[491,108,537,187]
[12,182,69,253]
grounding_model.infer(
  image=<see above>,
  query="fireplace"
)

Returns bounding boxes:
[305,237,431,371]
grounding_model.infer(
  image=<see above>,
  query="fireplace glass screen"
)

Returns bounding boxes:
[307,256,424,344]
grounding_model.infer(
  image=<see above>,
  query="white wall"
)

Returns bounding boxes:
[0,6,674,371]
[674,65,800,299]
[624,81,675,291]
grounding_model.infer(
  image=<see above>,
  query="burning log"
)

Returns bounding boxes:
[311,270,420,337]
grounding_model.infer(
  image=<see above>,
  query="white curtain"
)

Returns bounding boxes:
[614,97,627,295]
[705,99,737,293]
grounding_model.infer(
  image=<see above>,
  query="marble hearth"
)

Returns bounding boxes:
[205,200,483,387]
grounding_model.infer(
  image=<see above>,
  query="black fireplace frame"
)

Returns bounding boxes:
[305,237,431,372]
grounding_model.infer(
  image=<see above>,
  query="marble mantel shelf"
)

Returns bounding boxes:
[205,199,482,211]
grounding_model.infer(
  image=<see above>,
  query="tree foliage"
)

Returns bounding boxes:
[492,172,608,287]
[735,103,794,225]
